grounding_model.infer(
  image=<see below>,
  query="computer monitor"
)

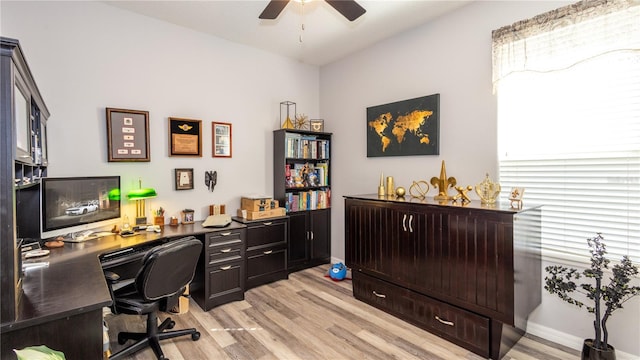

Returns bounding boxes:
[40,176,121,240]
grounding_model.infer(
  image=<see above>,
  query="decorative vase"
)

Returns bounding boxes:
[581,339,616,360]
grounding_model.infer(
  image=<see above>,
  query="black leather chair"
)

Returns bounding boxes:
[105,236,203,360]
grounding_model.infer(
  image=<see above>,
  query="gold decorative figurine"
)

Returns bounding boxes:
[280,101,296,129]
[430,160,457,201]
[378,172,385,196]
[295,114,309,130]
[475,173,501,205]
[452,185,473,204]
[409,180,429,199]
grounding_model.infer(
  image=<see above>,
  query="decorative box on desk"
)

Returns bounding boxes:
[344,194,542,360]
[232,216,288,290]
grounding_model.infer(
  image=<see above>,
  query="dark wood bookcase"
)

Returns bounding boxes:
[273,129,332,272]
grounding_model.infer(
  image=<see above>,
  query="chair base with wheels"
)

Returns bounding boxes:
[105,236,203,360]
[109,301,200,360]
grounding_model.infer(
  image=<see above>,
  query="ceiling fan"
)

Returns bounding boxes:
[259,0,366,22]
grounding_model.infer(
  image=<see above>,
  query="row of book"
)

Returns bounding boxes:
[284,190,331,212]
[285,133,330,159]
[285,162,329,188]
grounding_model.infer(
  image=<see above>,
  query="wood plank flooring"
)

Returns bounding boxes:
[106,265,580,360]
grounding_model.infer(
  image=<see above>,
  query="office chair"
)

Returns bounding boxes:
[105,236,203,360]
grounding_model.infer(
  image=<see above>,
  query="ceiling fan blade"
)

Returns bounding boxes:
[325,0,366,21]
[259,0,290,20]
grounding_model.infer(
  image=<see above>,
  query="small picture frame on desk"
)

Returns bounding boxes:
[181,209,195,224]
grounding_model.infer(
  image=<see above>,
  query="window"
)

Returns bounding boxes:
[492,1,640,263]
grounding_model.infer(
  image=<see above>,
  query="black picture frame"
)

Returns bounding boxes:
[175,168,194,190]
[106,108,150,162]
[169,117,202,157]
[366,94,440,157]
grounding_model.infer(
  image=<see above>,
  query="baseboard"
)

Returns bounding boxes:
[527,321,638,360]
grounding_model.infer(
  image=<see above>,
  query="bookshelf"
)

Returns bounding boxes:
[273,129,331,272]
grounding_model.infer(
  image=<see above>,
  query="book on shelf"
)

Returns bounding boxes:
[285,189,331,212]
[284,132,329,160]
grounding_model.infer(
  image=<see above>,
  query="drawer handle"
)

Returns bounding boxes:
[220,248,232,253]
[372,291,386,298]
[402,214,407,231]
[263,222,273,226]
[220,232,232,236]
[435,316,454,327]
[263,250,273,255]
[220,265,232,270]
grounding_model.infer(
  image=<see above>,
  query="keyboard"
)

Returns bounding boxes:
[99,238,168,269]
[65,231,113,243]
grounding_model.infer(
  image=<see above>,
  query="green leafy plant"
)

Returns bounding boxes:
[544,233,640,351]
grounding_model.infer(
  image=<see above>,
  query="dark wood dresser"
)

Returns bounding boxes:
[344,194,541,360]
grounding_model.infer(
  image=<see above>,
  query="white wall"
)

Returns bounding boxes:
[320,0,639,357]
[1,1,320,223]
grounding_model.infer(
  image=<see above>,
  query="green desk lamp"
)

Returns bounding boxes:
[127,179,157,225]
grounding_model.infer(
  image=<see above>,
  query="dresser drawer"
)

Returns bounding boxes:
[246,219,287,248]
[207,229,243,246]
[246,245,287,289]
[353,271,490,358]
[206,230,244,264]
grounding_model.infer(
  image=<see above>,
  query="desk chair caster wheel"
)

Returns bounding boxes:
[167,320,176,329]
[192,331,201,341]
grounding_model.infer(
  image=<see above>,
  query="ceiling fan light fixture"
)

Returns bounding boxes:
[259,0,365,22]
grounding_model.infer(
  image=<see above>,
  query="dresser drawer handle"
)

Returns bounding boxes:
[263,250,273,255]
[263,222,273,226]
[372,291,386,298]
[220,265,232,270]
[220,232,232,236]
[435,316,454,327]
[220,248,232,253]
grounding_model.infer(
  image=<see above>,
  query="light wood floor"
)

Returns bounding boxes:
[106,265,580,360]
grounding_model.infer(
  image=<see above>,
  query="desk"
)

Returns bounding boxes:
[0,222,245,359]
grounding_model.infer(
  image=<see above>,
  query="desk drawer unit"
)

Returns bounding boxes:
[193,228,246,311]
[245,217,288,289]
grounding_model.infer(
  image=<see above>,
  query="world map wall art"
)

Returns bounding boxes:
[366,94,440,157]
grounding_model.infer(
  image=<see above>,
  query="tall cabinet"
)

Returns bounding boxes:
[1,37,50,324]
[345,195,542,360]
[273,129,331,272]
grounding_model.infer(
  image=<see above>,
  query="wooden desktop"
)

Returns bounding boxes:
[0,222,243,359]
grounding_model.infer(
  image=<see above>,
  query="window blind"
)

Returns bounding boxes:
[493,0,640,263]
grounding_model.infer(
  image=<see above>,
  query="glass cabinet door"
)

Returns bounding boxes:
[14,78,31,163]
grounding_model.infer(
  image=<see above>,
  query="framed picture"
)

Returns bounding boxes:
[366,94,440,157]
[310,119,325,132]
[181,209,195,224]
[175,168,194,190]
[212,122,232,158]
[106,108,151,162]
[169,117,202,157]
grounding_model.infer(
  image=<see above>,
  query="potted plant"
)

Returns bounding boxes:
[545,233,640,360]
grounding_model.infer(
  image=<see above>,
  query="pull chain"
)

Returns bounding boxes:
[299,0,305,43]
